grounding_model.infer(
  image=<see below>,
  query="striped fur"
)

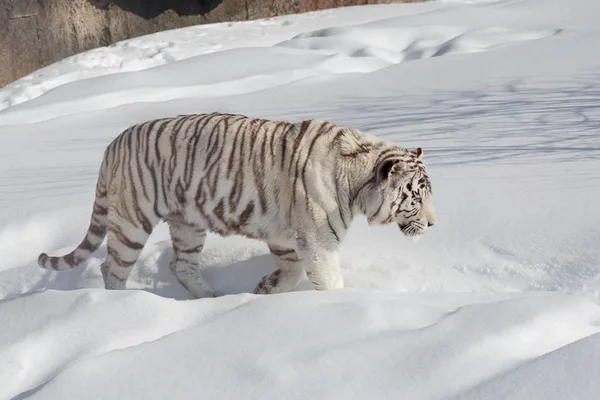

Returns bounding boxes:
[38,113,436,297]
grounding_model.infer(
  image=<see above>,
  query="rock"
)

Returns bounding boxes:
[0,0,421,87]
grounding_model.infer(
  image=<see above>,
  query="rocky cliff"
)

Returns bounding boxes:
[0,0,421,87]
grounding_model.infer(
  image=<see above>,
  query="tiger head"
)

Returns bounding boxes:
[364,147,436,237]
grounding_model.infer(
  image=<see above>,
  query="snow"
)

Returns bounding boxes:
[4,290,599,399]
[1,0,599,398]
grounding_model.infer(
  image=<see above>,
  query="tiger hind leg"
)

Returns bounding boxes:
[254,244,305,295]
[102,216,155,290]
[167,215,222,298]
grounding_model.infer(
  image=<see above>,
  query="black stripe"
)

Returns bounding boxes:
[326,214,340,243]
[154,117,173,162]
[108,247,136,267]
[280,132,287,171]
[134,124,151,202]
[80,237,94,251]
[94,203,108,215]
[238,201,255,226]
[204,116,223,168]
[270,247,295,257]
[169,116,190,179]
[334,173,348,229]
[110,224,144,250]
[89,223,106,237]
[226,118,244,178]
[184,114,211,188]
[178,245,204,254]
[301,122,331,212]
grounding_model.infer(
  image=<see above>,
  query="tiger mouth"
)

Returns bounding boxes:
[398,223,426,237]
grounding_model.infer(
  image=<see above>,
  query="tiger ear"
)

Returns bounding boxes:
[376,158,402,183]
[411,147,423,159]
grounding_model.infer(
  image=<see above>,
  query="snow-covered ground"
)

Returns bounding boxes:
[1,0,599,398]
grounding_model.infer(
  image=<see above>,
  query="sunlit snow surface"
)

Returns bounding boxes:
[0,0,599,398]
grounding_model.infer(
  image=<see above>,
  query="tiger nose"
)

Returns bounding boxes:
[427,221,435,227]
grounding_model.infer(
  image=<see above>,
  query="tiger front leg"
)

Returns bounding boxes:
[291,210,346,291]
[253,244,305,295]
[299,242,344,291]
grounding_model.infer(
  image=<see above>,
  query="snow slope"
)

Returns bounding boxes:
[1,0,599,398]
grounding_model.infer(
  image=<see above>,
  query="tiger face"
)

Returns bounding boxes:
[369,148,436,237]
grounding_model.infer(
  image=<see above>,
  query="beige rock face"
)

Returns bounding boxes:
[0,0,422,87]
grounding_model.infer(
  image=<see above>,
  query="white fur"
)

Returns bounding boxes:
[38,114,436,297]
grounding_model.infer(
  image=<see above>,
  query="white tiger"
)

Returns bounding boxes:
[38,113,437,297]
